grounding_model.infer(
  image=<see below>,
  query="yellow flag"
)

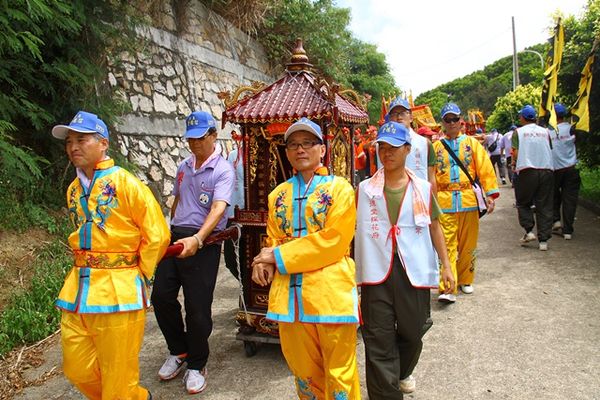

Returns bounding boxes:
[570,41,597,133]
[408,90,415,108]
[539,19,564,129]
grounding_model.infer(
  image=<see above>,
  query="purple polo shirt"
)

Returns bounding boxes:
[171,154,234,231]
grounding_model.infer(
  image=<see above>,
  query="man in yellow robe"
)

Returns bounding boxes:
[433,103,499,303]
[252,118,360,400]
[52,111,169,400]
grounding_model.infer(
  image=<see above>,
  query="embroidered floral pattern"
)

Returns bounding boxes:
[463,144,473,167]
[435,148,447,173]
[94,179,118,231]
[68,186,83,228]
[85,253,139,269]
[308,187,332,229]
[333,390,349,400]
[296,377,317,400]
[274,190,291,235]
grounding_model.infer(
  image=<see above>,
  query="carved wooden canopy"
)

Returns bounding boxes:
[219,39,369,126]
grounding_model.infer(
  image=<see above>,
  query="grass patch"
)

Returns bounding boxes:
[579,166,600,204]
[0,222,71,357]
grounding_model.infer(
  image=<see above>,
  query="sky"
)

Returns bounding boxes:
[336,0,589,96]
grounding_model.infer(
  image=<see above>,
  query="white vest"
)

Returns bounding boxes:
[551,122,577,169]
[406,129,429,181]
[515,124,554,172]
[355,177,438,288]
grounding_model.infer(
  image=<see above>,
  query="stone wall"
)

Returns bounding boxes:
[108,1,275,210]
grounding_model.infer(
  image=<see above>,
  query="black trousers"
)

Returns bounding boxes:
[515,169,554,242]
[490,154,505,179]
[223,219,246,281]
[553,166,581,235]
[151,226,221,370]
[361,255,429,400]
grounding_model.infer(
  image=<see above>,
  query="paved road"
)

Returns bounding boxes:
[16,185,600,399]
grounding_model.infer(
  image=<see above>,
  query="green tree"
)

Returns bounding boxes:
[414,44,546,119]
[553,2,600,166]
[346,39,399,123]
[256,0,398,124]
[258,0,353,82]
[486,84,541,132]
[0,0,139,229]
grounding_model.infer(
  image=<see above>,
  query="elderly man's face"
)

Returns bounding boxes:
[65,131,108,171]
[284,131,325,174]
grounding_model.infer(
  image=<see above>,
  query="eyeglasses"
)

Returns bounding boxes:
[389,110,410,119]
[443,116,461,124]
[285,141,321,150]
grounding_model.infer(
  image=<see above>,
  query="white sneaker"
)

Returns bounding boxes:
[520,232,536,244]
[183,368,207,394]
[563,234,572,240]
[539,242,548,251]
[460,284,474,294]
[158,355,186,380]
[438,293,456,303]
[399,374,416,394]
[552,221,562,231]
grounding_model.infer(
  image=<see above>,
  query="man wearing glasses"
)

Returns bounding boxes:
[433,103,499,303]
[152,111,234,394]
[252,118,361,399]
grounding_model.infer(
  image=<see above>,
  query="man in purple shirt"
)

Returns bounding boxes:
[151,111,234,394]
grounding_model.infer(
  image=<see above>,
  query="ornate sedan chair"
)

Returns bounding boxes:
[219,39,369,356]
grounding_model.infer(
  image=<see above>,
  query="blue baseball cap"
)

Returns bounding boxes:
[554,103,567,117]
[284,117,323,142]
[387,97,411,116]
[519,105,537,120]
[52,111,109,140]
[476,128,483,133]
[440,103,461,119]
[376,121,411,147]
[185,111,217,139]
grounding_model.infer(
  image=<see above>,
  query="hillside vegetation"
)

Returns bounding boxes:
[415,3,600,166]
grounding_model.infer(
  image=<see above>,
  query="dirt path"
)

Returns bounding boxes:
[12,185,600,399]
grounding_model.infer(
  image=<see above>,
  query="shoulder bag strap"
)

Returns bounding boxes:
[440,138,476,186]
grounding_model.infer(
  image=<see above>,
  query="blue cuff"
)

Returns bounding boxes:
[273,247,288,275]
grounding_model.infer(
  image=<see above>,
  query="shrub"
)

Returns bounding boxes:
[0,221,71,356]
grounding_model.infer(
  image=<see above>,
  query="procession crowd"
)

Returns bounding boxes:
[49,96,580,399]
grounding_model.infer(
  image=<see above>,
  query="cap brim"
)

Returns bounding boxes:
[51,125,97,140]
[185,127,210,139]
[376,137,409,147]
[386,104,410,117]
[284,124,322,141]
[519,113,536,120]
[441,111,460,119]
